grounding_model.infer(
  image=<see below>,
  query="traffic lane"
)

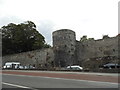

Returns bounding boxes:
[2,84,118,90]
[2,70,118,83]
[2,74,118,88]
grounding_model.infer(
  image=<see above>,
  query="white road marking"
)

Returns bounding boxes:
[2,82,39,90]
[2,82,31,88]
[2,73,118,85]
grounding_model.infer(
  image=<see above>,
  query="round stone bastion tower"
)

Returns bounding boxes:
[52,29,76,67]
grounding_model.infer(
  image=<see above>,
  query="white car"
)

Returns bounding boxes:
[3,62,20,69]
[3,65,11,69]
[19,66,24,69]
[67,65,83,70]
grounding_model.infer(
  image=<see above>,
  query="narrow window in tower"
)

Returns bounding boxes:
[65,45,67,48]
[113,49,115,52]
[68,51,71,53]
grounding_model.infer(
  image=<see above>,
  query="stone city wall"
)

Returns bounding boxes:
[2,48,54,69]
[76,36,119,71]
[2,29,119,71]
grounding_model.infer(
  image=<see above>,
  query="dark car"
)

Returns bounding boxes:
[103,63,120,69]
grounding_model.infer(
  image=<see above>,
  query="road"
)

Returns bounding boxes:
[2,70,119,89]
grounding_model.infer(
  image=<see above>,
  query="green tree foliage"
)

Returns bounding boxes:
[88,38,94,41]
[1,21,49,55]
[80,35,87,42]
[43,43,51,48]
[102,35,109,39]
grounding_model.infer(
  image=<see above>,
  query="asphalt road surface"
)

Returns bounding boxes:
[2,71,119,89]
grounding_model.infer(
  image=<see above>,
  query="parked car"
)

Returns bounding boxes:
[19,66,24,69]
[103,63,120,69]
[3,62,20,69]
[23,65,35,69]
[66,65,83,71]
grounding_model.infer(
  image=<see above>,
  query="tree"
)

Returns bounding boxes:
[1,21,46,55]
[80,35,87,42]
[43,43,51,48]
[88,38,94,41]
[102,35,109,39]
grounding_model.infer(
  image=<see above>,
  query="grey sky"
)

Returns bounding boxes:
[0,0,119,45]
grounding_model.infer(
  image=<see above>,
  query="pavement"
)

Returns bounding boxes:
[3,70,119,76]
[2,70,119,83]
[1,70,119,89]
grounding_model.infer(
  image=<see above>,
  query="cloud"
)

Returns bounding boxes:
[37,20,55,45]
[0,16,24,27]
[0,16,54,45]
[0,0,118,45]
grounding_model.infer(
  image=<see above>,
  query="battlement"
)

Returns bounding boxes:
[53,29,119,68]
[2,29,119,72]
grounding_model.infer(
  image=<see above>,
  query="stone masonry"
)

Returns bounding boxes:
[2,29,119,70]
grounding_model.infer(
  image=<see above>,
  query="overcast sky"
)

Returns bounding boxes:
[0,0,119,45]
